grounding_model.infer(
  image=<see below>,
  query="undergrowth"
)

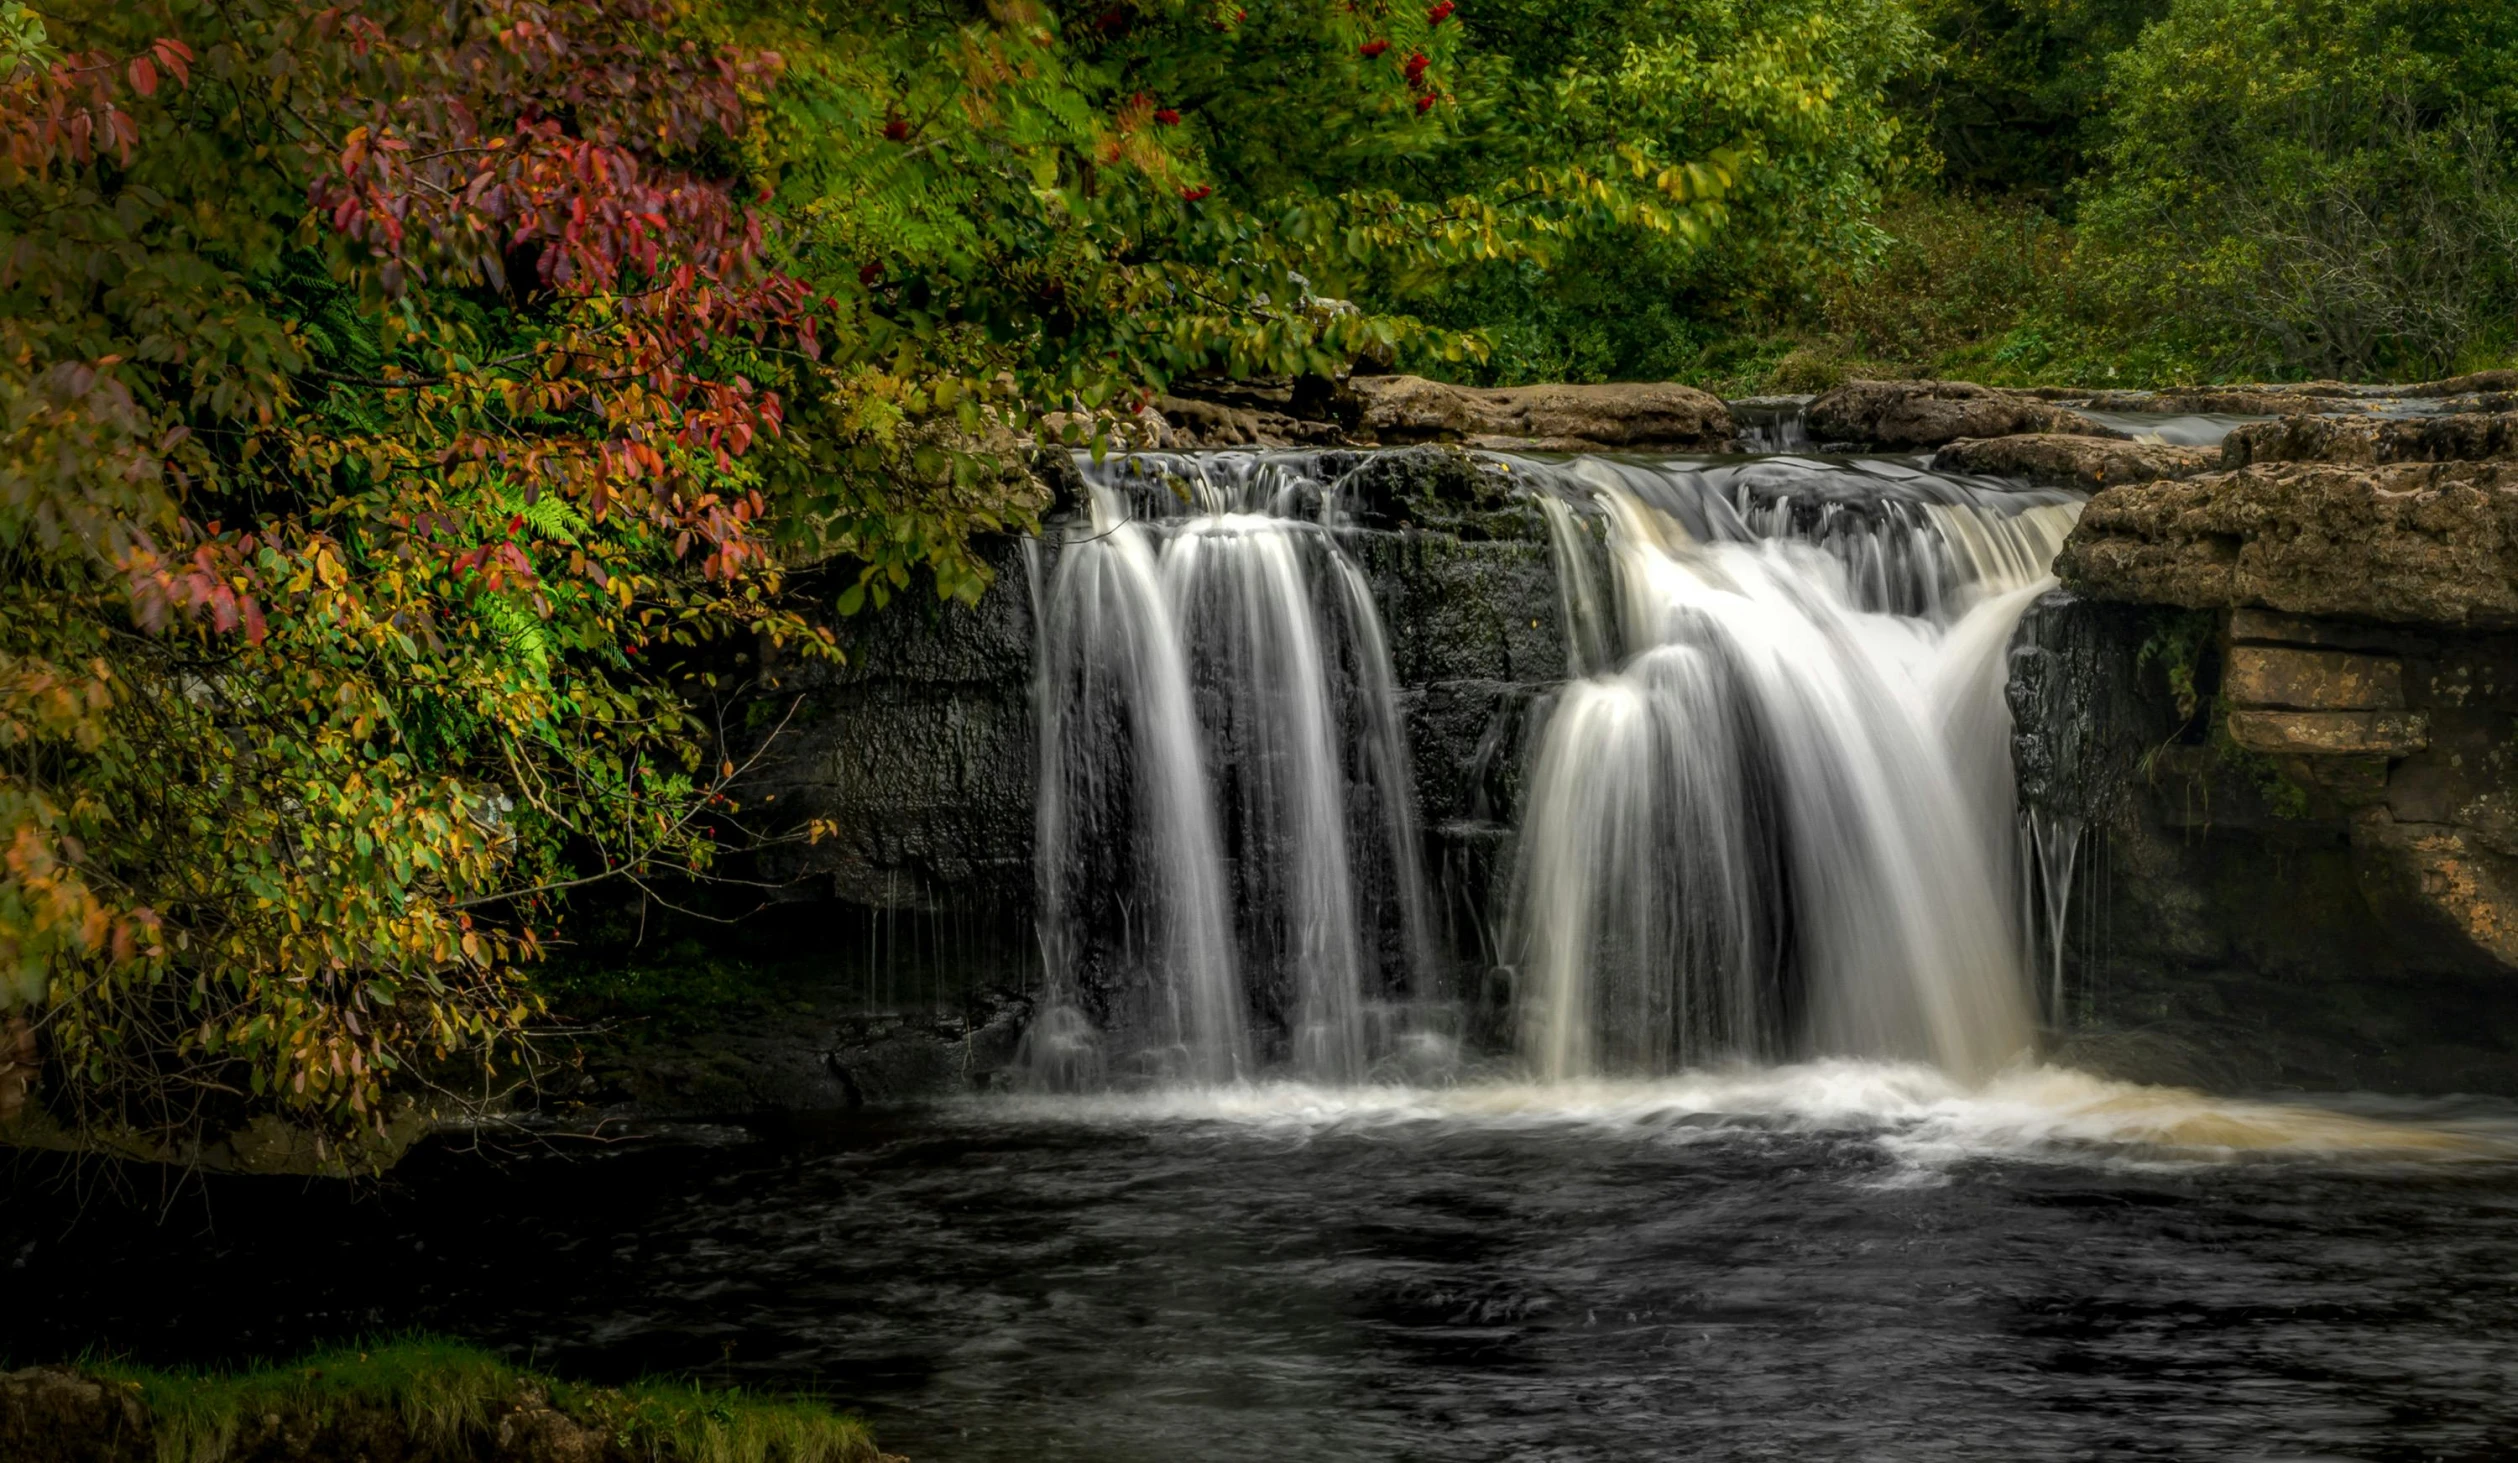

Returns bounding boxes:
[73,1337,879,1463]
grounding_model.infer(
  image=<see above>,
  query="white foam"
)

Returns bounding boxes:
[971,1060,2518,1168]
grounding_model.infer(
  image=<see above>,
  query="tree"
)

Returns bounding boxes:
[1406,0,1930,383]
[1895,0,2166,201]
[0,0,1754,1160]
[1,0,837,1160]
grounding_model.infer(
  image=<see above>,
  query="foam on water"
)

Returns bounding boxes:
[974,1061,2518,1167]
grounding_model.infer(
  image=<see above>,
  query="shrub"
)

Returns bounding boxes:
[2077,0,2518,379]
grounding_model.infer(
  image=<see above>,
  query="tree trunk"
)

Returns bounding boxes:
[0,1014,34,1124]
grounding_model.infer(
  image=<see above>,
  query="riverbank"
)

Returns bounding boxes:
[0,1339,889,1463]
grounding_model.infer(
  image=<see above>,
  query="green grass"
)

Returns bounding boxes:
[71,1337,881,1463]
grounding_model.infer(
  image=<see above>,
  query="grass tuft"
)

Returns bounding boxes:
[65,1336,881,1463]
[592,1379,880,1463]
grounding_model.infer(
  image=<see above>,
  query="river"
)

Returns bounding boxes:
[12,1062,2518,1462]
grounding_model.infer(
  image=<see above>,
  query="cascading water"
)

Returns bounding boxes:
[1505,454,2084,1081]
[1029,452,1437,1085]
[1032,438,2084,1089]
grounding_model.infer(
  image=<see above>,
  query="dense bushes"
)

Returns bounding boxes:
[2076,0,2518,378]
[1799,0,2518,385]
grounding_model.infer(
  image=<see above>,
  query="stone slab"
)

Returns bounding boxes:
[2058,461,2518,629]
[2227,709,2430,756]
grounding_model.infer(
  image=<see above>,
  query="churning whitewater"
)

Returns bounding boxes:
[1025,444,2082,1090]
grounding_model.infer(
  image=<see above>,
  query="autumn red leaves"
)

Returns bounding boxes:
[1358,0,1454,115]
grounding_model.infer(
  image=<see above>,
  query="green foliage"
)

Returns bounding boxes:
[739,0,1760,567]
[2128,609,2310,822]
[78,1337,879,1463]
[2076,0,2518,378]
[1681,190,2207,391]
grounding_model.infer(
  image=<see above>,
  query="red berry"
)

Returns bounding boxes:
[1416,93,1436,113]
[859,261,884,286]
[1404,51,1429,84]
[882,116,909,142]
[1154,108,1181,125]
[1428,0,1455,22]
[1181,184,1213,201]
[1359,38,1389,57]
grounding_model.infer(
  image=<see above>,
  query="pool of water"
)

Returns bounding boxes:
[11,1061,2518,1462]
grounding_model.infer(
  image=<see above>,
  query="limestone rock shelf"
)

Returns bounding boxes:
[2015,382,2518,1094]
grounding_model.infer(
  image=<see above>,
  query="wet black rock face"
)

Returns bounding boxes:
[2008,593,2518,1096]
[2007,592,2178,823]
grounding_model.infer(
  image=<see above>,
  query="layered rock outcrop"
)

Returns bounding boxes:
[2058,461,2518,628]
[2219,411,2518,467]
[1345,374,1734,451]
[1141,372,1735,452]
[2080,387,2371,418]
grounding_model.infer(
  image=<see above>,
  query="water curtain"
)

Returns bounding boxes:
[1505,455,2083,1082]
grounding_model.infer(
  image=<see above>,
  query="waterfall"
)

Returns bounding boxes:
[1506,456,2084,1082]
[1030,452,1436,1085]
[1030,441,2086,1090]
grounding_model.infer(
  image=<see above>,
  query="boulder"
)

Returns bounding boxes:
[1152,394,1346,449]
[1936,433,2218,489]
[2220,411,2518,467]
[2056,461,2518,628]
[0,1368,151,1463]
[1348,374,1733,451]
[1805,379,2117,450]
